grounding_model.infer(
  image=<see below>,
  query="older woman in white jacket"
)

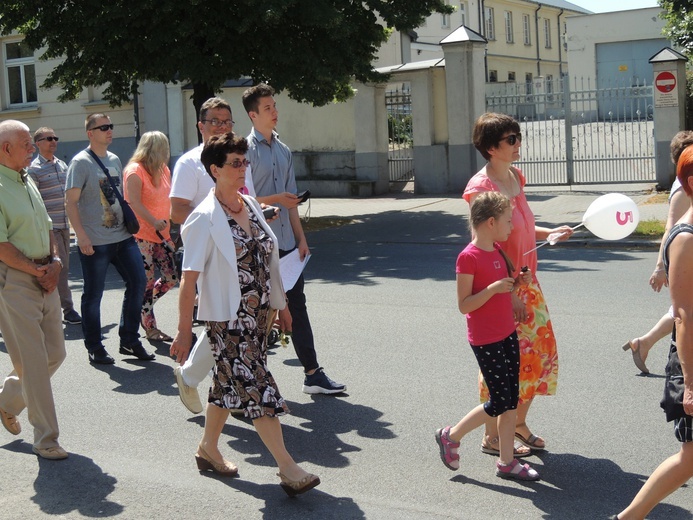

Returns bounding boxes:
[170,132,319,497]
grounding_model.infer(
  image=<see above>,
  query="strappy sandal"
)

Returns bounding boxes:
[621,339,649,374]
[481,435,531,458]
[435,426,460,470]
[496,458,540,481]
[514,423,546,451]
[145,328,173,342]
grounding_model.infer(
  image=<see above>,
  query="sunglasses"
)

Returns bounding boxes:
[499,133,522,145]
[90,124,114,132]
[36,136,59,142]
[223,158,250,168]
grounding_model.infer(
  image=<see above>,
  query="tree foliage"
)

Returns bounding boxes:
[0,0,452,112]
[660,0,693,54]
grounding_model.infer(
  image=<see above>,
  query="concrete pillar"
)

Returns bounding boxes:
[650,48,688,188]
[354,82,389,194]
[166,83,186,160]
[410,67,450,194]
[441,27,488,193]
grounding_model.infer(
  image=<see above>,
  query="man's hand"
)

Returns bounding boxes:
[36,262,60,294]
[276,192,301,209]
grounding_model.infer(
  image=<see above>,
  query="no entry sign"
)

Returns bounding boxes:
[654,70,678,108]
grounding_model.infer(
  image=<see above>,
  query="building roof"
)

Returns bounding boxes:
[523,0,592,14]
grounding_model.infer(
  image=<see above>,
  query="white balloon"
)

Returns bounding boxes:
[582,193,640,241]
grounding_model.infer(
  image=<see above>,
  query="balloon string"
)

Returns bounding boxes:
[523,223,584,256]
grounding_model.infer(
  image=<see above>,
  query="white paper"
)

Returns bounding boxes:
[280,249,311,291]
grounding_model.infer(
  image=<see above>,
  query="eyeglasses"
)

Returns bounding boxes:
[499,133,522,146]
[89,124,114,132]
[36,136,59,142]
[202,119,234,128]
[223,158,250,168]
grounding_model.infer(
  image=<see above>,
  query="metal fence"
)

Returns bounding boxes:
[486,76,656,185]
[386,86,414,183]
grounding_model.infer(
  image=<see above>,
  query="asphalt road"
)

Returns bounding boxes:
[1,207,691,519]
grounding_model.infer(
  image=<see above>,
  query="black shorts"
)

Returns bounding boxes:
[674,416,693,443]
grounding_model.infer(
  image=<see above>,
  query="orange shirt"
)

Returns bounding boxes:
[123,162,171,243]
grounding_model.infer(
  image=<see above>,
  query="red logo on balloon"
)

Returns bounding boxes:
[616,211,633,225]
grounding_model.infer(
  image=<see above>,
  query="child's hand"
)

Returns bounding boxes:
[490,277,516,294]
[518,267,532,285]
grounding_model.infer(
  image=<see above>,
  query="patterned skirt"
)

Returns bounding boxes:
[206,319,289,419]
[480,278,559,404]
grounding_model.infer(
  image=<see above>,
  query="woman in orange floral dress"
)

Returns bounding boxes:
[463,113,573,455]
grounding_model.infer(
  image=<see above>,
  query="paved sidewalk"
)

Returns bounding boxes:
[303,183,669,249]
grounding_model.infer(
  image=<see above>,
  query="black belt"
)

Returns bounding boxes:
[279,248,296,259]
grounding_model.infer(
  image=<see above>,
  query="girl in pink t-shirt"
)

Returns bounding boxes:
[435,192,539,481]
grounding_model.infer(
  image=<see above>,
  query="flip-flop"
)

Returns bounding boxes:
[514,431,546,451]
[622,339,649,374]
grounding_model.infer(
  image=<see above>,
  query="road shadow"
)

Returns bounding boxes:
[305,210,649,284]
[195,476,365,520]
[451,452,691,519]
[27,444,123,517]
[89,360,178,397]
[187,397,394,472]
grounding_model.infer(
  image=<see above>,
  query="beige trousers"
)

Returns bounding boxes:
[0,263,65,449]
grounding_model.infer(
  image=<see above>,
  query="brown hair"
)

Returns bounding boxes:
[199,97,232,122]
[85,113,109,131]
[200,132,248,183]
[242,83,276,115]
[670,130,693,165]
[469,192,514,275]
[473,113,520,160]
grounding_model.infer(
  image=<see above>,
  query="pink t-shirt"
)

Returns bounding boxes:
[462,168,537,276]
[456,243,515,346]
[123,162,172,243]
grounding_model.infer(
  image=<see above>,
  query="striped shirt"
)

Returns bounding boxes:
[27,154,68,229]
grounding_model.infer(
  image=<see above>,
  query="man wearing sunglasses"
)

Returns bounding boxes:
[28,127,81,326]
[65,114,151,365]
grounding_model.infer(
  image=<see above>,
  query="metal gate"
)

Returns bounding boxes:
[486,75,656,185]
[386,86,414,183]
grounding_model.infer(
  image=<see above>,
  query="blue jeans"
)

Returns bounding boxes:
[79,237,146,353]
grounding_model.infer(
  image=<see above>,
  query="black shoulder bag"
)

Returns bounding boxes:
[86,149,140,235]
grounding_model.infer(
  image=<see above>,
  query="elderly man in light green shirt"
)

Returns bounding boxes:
[0,119,67,460]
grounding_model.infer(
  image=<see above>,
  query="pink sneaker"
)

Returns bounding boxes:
[495,458,540,481]
[435,426,460,470]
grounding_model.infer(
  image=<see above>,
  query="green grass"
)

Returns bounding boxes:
[634,218,665,237]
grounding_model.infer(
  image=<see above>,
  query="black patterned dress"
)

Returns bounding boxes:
[206,206,288,419]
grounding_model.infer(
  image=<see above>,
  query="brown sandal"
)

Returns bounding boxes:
[145,328,173,342]
[481,435,531,458]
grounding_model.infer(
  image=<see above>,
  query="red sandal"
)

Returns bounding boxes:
[435,426,460,470]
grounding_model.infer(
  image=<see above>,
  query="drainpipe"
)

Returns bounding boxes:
[534,3,542,77]
[557,8,564,76]
[481,0,488,81]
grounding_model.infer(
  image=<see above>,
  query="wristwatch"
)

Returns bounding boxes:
[52,256,63,268]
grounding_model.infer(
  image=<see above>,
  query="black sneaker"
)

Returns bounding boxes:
[302,368,346,395]
[119,342,155,361]
[63,310,82,324]
[89,347,115,365]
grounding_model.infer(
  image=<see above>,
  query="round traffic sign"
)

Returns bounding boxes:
[655,71,676,93]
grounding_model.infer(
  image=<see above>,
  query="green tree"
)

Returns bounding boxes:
[660,0,693,54]
[0,0,452,116]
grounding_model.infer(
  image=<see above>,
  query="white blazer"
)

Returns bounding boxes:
[180,190,286,322]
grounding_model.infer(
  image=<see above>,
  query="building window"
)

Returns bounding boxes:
[459,1,467,27]
[485,7,495,40]
[441,0,451,28]
[505,11,514,43]
[525,72,533,95]
[523,14,531,45]
[544,18,552,48]
[4,40,37,107]
[508,71,516,82]
[489,70,498,83]
[546,74,554,101]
